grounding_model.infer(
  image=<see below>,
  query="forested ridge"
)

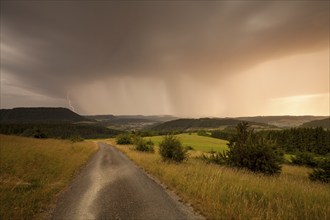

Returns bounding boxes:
[0,123,121,139]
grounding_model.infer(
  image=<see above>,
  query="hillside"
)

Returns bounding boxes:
[0,107,91,123]
[85,114,178,130]
[85,115,116,121]
[237,116,328,127]
[301,118,330,129]
[0,123,121,139]
[150,118,271,131]
[86,114,178,123]
[115,115,178,122]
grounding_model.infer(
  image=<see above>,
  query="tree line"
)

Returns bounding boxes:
[209,127,330,156]
[0,123,121,139]
[260,127,329,155]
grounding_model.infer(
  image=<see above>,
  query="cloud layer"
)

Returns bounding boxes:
[1,1,329,116]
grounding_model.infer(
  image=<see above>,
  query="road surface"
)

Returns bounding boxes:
[51,143,202,220]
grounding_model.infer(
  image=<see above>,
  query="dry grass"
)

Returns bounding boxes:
[108,139,330,220]
[0,135,98,219]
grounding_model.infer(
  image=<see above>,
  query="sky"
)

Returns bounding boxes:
[1,1,329,117]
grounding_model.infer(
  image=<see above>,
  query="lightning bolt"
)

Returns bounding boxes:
[66,91,75,112]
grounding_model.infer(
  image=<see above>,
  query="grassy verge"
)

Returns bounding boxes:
[108,139,330,220]
[0,135,98,219]
[146,133,228,152]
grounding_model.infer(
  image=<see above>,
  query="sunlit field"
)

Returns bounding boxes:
[108,139,330,220]
[0,135,98,219]
[146,133,228,152]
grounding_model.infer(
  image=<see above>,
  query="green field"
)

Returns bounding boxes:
[0,135,98,219]
[146,133,228,152]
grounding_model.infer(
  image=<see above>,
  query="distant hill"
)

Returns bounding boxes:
[106,118,155,124]
[301,118,330,129]
[115,115,178,122]
[0,107,91,123]
[84,114,178,130]
[85,115,154,124]
[85,114,178,122]
[237,116,328,127]
[150,118,271,131]
[84,114,116,121]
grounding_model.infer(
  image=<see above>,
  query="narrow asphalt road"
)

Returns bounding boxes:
[51,143,202,220]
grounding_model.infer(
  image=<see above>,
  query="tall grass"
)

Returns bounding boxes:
[0,135,98,219]
[109,140,330,220]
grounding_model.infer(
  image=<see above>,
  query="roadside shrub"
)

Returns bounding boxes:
[69,135,84,143]
[292,152,317,167]
[309,158,330,183]
[159,135,187,162]
[225,122,283,175]
[184,145,194,151]
[33,129,47,139]
[116,133,133,145]
[199,151,227,165]
[21,127,47,139]
[133,137,154,152]
[145,139,154,146]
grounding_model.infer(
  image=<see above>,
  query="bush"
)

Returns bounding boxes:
[309,158,330,183]
[159,135,187,162]
[199,151,227,165]
[210,130,231,141]
[21,127,46,139]
[292,152,317,167]
[69,135,84,143]
[184,145,194,151]
[133,137,154,152]
[197,130,208,136]
[225,122,283,175]
[116,133,133,145]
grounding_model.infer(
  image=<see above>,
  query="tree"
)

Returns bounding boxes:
[159,135,187,162]
[226,122,283,175]
[292,152,317,167]
[33,128,47,139]
[309,158,330,183]
[197,130,208,136]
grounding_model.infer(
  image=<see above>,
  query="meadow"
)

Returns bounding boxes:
[146,133,228,152]
[0,135,98,219]
[108,138,330,220]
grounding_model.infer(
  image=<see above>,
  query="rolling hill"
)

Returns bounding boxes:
[0,107,91,123]
[301,118,330,129]
[85,114,116,121]
[114,115,178,122]
[85,114,178,130]
[0,108,121,139]
[237,116,328,127]
[85,114,178,123]
[150,118,271,131]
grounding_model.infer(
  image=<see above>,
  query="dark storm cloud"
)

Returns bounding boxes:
[1,1,329,112]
